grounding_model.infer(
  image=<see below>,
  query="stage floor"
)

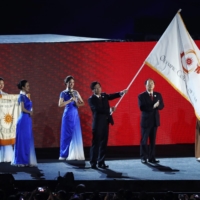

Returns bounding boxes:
[2,157,200,192]
[1,157,200,181]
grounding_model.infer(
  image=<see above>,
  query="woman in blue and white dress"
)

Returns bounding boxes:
[58,75,85,160]
[0,77,14,162]
[12,80,37,167]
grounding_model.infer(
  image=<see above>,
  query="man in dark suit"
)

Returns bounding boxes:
[138,78,164,164]
[88,81,127,169]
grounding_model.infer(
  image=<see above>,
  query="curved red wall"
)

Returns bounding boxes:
[0,41,197,147]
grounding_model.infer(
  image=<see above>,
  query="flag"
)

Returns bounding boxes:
[145,11,200,120]
[0,94,21,145]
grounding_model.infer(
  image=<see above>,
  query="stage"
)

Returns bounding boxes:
[1,156,200,192]
[1,36,199,194]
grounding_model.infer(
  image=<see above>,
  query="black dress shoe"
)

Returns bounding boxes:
[91,164,97,169]
[98,163,109,169]
[148,159,159,164]
[141,158,147,164]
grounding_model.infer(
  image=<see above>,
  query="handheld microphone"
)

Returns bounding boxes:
[68,89,74,97]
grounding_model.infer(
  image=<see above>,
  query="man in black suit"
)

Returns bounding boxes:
[138,78,164,164]
[88,81,128,169]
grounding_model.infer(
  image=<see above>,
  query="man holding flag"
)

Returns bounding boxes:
[92,10,200,162]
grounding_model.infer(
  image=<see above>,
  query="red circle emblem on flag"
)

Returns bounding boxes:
[186,57,193,65]
[180,50,199,74]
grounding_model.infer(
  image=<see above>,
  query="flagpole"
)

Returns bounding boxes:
[110,62,145,115]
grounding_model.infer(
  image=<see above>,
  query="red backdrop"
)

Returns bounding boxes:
[0,41,197,147]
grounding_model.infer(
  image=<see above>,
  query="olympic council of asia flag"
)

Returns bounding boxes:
[145,11,200,120]
[0,94,21,145]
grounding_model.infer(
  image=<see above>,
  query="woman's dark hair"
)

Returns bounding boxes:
[0,77,4,81]
[17,80,28,90]
[90,81,101,90]
[64,75,74,85]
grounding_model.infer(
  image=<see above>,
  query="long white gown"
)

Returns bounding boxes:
[0,90,14,162]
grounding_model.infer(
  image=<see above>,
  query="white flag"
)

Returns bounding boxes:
[145,11,200,120]
[0,94,21,145]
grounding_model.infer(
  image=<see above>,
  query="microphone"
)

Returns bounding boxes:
[68,89,74,97]
[68,89,83,104]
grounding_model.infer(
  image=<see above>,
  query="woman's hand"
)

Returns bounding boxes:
[75,98,85,107]
[29,110,33,116]
[70,97,76,102]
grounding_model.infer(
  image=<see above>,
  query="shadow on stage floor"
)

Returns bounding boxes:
[1,144,200,192]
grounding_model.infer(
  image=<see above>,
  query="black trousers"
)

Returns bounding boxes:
[90,120,109,165]
[140,126,157,160]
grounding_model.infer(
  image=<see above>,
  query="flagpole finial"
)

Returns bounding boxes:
[178,9,182,13]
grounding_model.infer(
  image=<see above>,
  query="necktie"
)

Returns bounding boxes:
[150,93,153,101]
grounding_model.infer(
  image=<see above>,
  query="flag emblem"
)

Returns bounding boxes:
[181,50,200,74]
[3,113,13,124]
[186,57,192,65]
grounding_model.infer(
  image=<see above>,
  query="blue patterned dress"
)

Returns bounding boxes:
[12,93,37,166]
[59,90,85,160]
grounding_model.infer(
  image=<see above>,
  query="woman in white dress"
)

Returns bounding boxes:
[0,77,14,162]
